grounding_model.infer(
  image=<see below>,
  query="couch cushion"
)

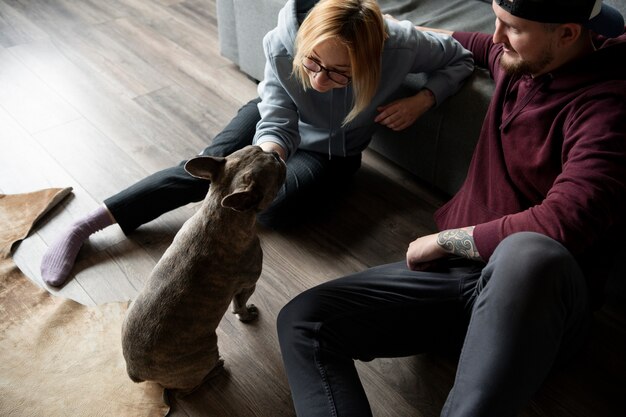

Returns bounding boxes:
[369,0,496,196]
[378,0,495,33]
[234,0,285,82]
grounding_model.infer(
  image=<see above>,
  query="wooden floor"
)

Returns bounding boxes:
[1,1,623,416]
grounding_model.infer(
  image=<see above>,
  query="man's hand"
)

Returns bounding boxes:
[406,226,482,271]
[375,89,435,131]
[406,233,447,270]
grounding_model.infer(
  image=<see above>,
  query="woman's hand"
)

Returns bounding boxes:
[259,141,287,161]
[375,89,435,131]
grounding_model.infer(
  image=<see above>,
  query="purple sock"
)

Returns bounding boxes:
[41,205,114,287]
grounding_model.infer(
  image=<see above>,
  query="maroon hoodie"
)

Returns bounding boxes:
[435,32,626,307]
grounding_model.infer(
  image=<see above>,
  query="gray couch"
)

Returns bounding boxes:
[217,0,626,308]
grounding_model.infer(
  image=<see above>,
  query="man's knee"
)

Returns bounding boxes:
[277,288,322,345]
[276,297,299,340]
[493,232,577,277]
[496,231,569,260]
[483,232,585,303]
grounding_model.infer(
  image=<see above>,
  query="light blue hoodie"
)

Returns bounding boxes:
[253,0,474,160]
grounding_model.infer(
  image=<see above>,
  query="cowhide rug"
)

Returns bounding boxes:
[0,188,169,417]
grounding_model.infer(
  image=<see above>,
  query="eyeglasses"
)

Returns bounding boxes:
[302,56,351,85]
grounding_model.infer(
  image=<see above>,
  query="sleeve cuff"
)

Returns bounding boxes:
[473,220,501,261]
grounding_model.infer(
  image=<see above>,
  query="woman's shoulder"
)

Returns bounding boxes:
[262,1,298,58]
[263,27,292,58]
[383,17,422,50]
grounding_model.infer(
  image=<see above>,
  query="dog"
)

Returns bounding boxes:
[121,145,286,393]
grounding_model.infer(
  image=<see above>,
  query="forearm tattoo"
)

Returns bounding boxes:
[437,227,482,261]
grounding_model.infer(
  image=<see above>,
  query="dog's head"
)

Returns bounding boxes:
[184,145,286,212]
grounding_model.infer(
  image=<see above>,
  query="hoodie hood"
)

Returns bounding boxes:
[548,34,626,90]
[276,0,314,57]
[275,0,298,57]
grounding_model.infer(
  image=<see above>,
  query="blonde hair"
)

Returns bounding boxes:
[292,0,388,125]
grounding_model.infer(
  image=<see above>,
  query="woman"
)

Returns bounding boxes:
[41,0,473,286]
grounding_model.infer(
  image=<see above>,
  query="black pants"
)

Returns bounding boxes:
[277,232,591,417]
[105,98,361,233]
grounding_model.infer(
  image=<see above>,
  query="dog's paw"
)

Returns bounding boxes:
[235,304,259,322]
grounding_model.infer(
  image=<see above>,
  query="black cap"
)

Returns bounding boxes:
[496,0,625,37]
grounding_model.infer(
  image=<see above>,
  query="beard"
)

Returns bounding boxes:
[499,46,555,77]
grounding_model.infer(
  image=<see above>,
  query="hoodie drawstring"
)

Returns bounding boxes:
[328,88,350,160]
[342,89,348,157]
[328,89,333,160]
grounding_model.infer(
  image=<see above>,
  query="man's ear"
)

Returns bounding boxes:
[184,156,226,181]
[221,185,262,212]
[558,23,583,47]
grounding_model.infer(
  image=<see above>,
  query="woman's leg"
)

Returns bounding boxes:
[107,97,262,233]
[39,205,115,286]
[441,232,591,417]
[277,260,482,417]
[40,98,261,286]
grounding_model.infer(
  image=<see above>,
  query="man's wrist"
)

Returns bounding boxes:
[436,226,482,261]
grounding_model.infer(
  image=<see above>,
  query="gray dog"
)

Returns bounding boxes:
[121,145,286,393]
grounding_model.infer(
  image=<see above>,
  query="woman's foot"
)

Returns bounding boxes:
[40,205,114,286]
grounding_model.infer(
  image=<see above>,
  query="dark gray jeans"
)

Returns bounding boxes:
[277,232,591,417]
[105,97,361,233]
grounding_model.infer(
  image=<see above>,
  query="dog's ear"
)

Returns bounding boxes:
[184,156,226,181]
[221,185,262,212]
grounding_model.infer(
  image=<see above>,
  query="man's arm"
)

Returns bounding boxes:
[437,226,481,260]
[414,25,453,36]
[414,21,499,73]
[383,14,453,35]
[406,226,482,270]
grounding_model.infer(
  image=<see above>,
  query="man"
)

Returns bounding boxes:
[276,1,626,416]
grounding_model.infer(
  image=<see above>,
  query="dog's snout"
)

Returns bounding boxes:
[270,151,281,161]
